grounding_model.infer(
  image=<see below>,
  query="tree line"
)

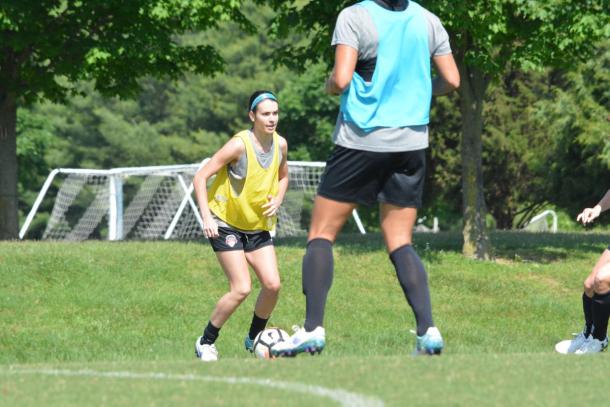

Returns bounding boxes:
[3,1,609,258]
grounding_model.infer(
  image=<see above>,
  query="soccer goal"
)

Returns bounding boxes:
[19,162,366,241]
[522,209,558,233]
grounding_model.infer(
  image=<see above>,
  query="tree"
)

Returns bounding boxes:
[425,41,610,232]
[534,40,610,219]
[0,0,252,239]
[277,63,337,161]
[259,0,608,258]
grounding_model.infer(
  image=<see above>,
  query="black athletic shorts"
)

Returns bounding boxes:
[317,145,426,207]
[209,226,273,252]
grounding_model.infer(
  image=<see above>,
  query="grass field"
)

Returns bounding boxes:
[1,231,608,406]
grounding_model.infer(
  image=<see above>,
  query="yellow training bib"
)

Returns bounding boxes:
[207,130,280,231]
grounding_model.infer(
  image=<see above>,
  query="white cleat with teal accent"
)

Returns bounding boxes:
[575,336,608,354]
[566,331,590,353]
[415,327,444,356]
[271,326,325,357]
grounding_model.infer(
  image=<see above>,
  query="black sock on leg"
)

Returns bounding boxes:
[248,313,269,340]
[201,321,220,345]
[583,292,594,336]
[592,291,610,341]
[389,244,434,336]
[302,238,334,332]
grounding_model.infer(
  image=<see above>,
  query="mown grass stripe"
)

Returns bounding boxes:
[1,367,385,407]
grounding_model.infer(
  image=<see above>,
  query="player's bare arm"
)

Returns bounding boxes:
[432,53,460,96]
[193,138,245,238]
[325,44,358,95]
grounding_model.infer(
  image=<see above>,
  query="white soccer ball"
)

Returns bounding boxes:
[253,327,289,359]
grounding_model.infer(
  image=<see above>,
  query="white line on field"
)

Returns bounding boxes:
[1,367,385,407]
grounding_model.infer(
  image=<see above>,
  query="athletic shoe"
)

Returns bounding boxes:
[415,327,444,355]
[566,331,590,353]
[195,336,219,362]
[270,326,325,357]
[575,336,608,354]
[244,335,254,353]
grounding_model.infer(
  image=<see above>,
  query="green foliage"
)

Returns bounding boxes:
[428,0,608,73]
[1,0,262,239]
[0,0,254,103]
[20,3,292,168]
[15,109,55,231]
[255,0,353,70]
[481,70,552,229]
[421,41,609,230]
[257,0,609,248]
[533,41,610,218]
[277,63,337,161]
[12,1,610,236]
[16,109,54,188]
[260,0,609,75]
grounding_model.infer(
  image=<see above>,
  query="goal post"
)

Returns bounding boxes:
[522,209,558,233]
[20,161,366,241]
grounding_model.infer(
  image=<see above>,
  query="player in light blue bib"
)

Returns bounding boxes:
[273,0,460,358]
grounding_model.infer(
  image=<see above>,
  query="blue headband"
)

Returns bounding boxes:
[250,93,277,111]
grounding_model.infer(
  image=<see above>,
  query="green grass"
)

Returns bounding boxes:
[1,231,608,406]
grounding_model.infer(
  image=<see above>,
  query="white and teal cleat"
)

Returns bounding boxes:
[575,336,608,354]
[244,335,254,353]
[566,331,590,353]
[415,327,444,356]
[271,326,325,357]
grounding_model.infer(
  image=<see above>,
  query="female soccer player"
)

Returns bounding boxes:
[192,90,288,361]
[272,0,460,357]
[563,189,610,354]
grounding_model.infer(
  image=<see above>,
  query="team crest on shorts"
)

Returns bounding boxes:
[225,234,238,248]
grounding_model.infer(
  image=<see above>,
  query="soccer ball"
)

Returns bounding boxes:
[253,327,289,359]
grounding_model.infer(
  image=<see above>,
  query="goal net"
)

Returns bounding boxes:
[522,209,558,233]
[19,162,364,241]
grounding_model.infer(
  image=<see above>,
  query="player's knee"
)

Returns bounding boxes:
[263,280,281,294]
[307,230,337,243]
[593,266,610,294]
[593,277,608,294]
[232,284,251,301]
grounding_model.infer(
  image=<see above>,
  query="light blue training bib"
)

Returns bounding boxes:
[340,0,432,131]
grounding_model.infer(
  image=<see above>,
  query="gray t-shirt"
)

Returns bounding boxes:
[331,2,452,152]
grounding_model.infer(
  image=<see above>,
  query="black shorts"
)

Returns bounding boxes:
[317,145,426,207]
[209,226,273,252]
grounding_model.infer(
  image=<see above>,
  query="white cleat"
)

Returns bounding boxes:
[566,331,590,353]
[195,337,219,362]
[271,326,326,357]
[415,327,444,355]
[575,336,608,354]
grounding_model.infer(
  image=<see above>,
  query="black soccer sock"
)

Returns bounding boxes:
[248,312,269,340]
[201,321,220,345]
[591,291,610,341]
[390,244,434,336]
[302,238,334,332]
[582,292,594,336]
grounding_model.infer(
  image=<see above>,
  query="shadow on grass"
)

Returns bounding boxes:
[491,231,607,264]
[183,229,606,265]
[275,230,608,265]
